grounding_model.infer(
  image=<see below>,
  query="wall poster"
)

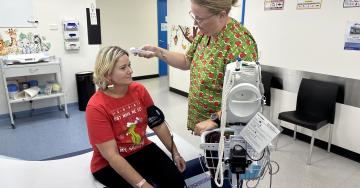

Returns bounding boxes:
[264,0,285,10]
[168,25,198,53]
[343,0,360,8]
[297,0,322,9]
[344,21,360,51]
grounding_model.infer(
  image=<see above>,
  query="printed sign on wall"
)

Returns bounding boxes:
[168,25,198,53]
[297,0,322,9]
[343,0,360,8]
[344,21,360,51]
[264,0,285,10]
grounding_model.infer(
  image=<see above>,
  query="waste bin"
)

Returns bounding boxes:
[76,71,95,111]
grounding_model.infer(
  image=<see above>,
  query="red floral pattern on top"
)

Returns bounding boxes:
[185,18,258,131]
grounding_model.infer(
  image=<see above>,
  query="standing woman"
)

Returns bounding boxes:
[138,0,258,136]
[86,46,186,188]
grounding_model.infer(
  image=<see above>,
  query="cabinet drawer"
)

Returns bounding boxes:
[3,64,60,77]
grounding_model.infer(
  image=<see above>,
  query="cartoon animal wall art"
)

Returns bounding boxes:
[6,28,17,47]
[0,28,52,55]
[32,35,50,53]
[18,33,32,54]
[0,36,7,55]
[4,28,19,54]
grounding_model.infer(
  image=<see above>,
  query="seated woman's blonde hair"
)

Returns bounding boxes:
[93,46,129,90]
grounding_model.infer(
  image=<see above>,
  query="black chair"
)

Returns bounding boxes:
[277,78,339,165]
[261,71,273,107]
[261,71,273,121]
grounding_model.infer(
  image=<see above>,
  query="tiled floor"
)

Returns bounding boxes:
[0,76,359,187]
[253,135,360,188]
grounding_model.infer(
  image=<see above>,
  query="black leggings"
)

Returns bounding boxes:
[93,143,185,188]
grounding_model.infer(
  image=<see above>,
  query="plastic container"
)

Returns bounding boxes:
[7,84,18,99]
[52,82,61,93]
[29,80,39,87]
[19,82,29,91]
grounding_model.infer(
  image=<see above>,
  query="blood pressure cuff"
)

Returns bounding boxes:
[147,105,165,129]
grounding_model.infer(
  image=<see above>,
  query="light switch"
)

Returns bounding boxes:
[49,24,58,30]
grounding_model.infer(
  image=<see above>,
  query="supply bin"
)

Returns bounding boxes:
[7,84,18,100]
[75,71,95,111]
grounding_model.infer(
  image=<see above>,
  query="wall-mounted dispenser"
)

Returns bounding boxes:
[64,41,80,50]
[63,20,79,30]
[63,20,80,51]
[64,31,80,40]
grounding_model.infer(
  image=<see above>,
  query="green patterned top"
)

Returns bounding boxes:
[185,18,258,131]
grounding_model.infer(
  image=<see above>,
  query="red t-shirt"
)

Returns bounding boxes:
[86,82,153,173]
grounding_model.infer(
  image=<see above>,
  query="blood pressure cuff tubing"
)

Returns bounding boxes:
[147,105,165,129]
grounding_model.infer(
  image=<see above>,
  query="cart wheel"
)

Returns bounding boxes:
[11,124,16,129]
[65,113,70,118]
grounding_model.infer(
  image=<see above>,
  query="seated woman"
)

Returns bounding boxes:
[86,46,186,188]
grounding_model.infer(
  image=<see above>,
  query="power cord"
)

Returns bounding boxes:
[164,120,176,161]
[214,73,235,187]
[245,147,280,188]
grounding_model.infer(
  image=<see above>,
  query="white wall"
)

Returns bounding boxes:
[244,1,360,154]
[0,0,100,115]
[96,0,158,78]
[245,1,360,80]
[167,0,192,92]
[228,0,243,22]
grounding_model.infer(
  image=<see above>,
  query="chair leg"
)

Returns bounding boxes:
[274,120,281,150]
[328,124,333,153]
[307,131,316,165]
[293,125,297,140]
[269,105,273,124]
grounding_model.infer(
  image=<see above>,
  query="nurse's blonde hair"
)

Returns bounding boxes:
[191,0,238,14]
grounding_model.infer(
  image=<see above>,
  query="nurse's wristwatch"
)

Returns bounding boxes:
[210,112,221,127]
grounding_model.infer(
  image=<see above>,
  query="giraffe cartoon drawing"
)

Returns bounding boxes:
[0,37,7,56]
[5,28,19,54]
[6,29,18,47]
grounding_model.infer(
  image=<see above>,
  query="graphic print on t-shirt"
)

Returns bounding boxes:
[111,101,143,122]
[126,117,142,145]
[110,100,147,153]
